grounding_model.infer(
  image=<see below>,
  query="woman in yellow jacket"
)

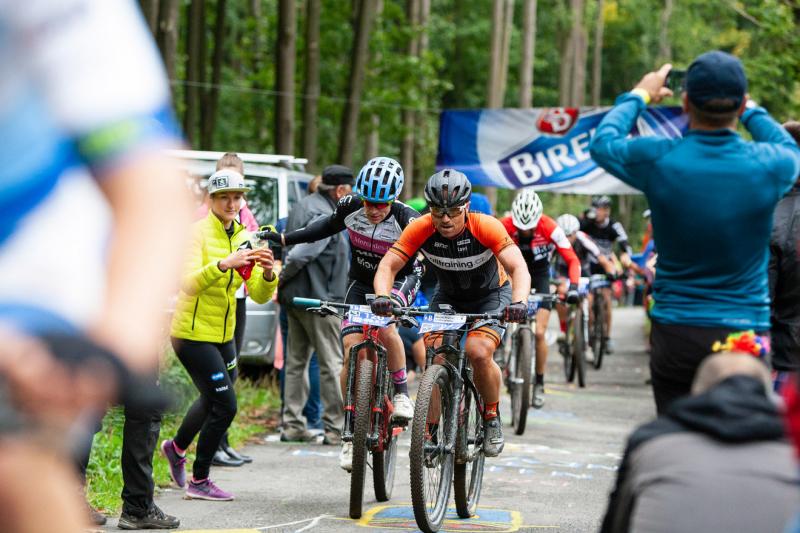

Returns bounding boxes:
[161,169,278,501]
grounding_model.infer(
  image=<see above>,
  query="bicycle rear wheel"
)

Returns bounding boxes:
[592,297,605,370]
[453,382,485,518]
[410,364,454,533]
[511,327,532,435]
[563,315,576,383]
[573,305,586,387]
[373,382,398,502]
[349,359,373,519]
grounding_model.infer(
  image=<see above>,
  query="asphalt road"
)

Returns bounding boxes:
[101,306,655,533]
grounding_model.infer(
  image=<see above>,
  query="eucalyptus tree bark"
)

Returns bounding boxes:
[400,0,419,194]
[411,0,431,197]
[275,0,297,155]
[591,0,605,106]
[485,0,513,210]
[184,0,206,145]
[569,0,587,107]
[201,0,227,149]
[302,0,321,170]
[337,0,376,167]
[658,0,674,62]
[519,0,538,107]
[497,0,514,104]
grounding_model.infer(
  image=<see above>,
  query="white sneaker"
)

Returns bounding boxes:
[339,442,353,472]
[585,346,595,363]
[392,393,414,421]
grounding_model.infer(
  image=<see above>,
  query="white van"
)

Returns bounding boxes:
[170,150,315,368]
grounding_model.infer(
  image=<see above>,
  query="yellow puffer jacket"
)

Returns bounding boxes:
[171,211,278,343]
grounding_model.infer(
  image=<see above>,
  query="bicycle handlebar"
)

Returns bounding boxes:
[292,297,504,322]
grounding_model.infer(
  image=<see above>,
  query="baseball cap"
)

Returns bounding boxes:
[206,169,251,195]
[686,51,747,112]
[321,165,354,186]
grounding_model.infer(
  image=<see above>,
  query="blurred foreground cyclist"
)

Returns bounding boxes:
[0,0,191,530]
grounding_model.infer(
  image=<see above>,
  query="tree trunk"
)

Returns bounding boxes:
[302,0,321,171]
[337,0,376,167]
[275,0,297,155]
[411,0,431,198]
[364,0,384,162]
[400,0,419,195]
[519,0,537,108]
[569,0,587,107]
[497,0,514,105]
[156,0,180,83]
[139,0,159,35]
[591,0,605,106]
[200,0,227,150]
[658,0,674,62]
[251,0,269,149]
[485,0,513,210]
[184,0,206,146]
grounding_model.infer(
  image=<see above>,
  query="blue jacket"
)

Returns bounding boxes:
[590,93,800,330]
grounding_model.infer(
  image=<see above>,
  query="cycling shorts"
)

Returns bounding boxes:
[532,274,554,311]
[341,276,420,338]
[424,284,512,349]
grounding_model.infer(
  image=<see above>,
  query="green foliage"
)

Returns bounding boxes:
[85,353,280,514]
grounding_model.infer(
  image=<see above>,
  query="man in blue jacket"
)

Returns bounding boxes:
[590,51,800,414]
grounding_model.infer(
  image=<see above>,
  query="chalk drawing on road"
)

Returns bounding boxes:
[550,471,593,480]
[254,514,333,532]
[290,450,338,458]
[356,504,529,532]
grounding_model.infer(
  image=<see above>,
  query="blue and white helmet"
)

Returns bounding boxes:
[355,157,404,202]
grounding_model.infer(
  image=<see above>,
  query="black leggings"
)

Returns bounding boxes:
[172,338,238,480]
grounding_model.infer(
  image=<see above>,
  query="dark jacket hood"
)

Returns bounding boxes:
[629,375,783,453]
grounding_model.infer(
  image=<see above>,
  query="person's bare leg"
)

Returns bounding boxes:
[534,309,551,376]
[0,440,87,533]
[465,336,502,404]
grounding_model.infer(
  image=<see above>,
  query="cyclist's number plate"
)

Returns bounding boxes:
[347,305,392,327]
[418,313,467,333]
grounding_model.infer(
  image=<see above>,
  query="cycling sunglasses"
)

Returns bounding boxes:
[430,205,467,218]
[363,199,393,209]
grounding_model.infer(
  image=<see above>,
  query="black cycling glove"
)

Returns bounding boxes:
[566,283,580,304]
[370,295,397,316]
[504,301,528,323]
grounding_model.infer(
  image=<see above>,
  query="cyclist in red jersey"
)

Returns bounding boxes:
[501,189,580,408]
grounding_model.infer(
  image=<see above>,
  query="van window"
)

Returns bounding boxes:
[246,176,278,226]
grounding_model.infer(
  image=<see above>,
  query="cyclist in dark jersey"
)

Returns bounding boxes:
[554,214,617,361]
[580,196,633,353]
[501,189,581,409]
[261,157,419,470]
[373,169,531,457]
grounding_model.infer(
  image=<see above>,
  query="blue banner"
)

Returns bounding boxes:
[437,106,687,193]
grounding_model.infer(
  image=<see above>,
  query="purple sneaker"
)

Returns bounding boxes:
[186,479,234,501]
[160,439,187,488]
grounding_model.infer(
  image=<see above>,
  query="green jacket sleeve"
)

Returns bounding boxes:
[245,267,279,304]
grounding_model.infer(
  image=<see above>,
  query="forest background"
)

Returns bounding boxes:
[139,0,800,243]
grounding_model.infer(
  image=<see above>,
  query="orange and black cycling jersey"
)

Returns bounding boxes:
[389,213,514,301]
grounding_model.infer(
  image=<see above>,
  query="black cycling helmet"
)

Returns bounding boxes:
[592,195,612,208]
[424,169,472,208]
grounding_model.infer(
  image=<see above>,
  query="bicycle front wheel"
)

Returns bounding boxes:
[592,298,605,370]
[410,364,454,533]
[511,327,532,436]
[349,359,373,519]
[373,381,398,502]
[573,305,587,387]
[453,382,485,518]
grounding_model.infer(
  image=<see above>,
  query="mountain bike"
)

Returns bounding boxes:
[588,274,611,370]
[559,278,590,387]
[503,293,556,435]
[409,306,506,533]
[293,297,414,519]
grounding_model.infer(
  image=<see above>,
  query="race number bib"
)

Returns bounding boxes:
[347,305,392,327]
[418,313,467,334]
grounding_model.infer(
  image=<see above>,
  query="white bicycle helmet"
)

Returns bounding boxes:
[511,188,543,230]
[556,214,581,236]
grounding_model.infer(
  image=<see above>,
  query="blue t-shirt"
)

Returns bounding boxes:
[590,93,800,330]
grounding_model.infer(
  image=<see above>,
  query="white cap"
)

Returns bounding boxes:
[207,169,251,195]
